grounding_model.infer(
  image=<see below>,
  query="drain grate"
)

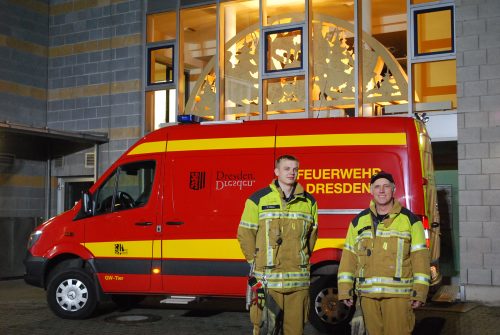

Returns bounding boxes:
[104,314,161,324]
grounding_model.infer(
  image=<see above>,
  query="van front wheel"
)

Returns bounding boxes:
[47,268,97,319]
[309,275,353,334]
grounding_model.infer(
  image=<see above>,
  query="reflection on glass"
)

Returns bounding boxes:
[413,59,456,108]
[264,75,305,115]
[265,28,303,73]
[264,0,304,26]
[147,12,176,43]
[145,89,176,132]
[223,0,260,120]
[149,47,173,84]
[311,1,354,116]
[181,5,217,118]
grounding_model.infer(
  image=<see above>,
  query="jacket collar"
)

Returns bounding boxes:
[369,199,402,226]
[272,179,305,202]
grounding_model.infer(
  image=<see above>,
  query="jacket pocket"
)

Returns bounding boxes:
[355,236,372,276]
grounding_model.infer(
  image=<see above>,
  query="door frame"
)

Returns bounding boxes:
[57,176,94,214]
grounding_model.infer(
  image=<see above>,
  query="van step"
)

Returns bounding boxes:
[431,285,460,303]
[160,296,197,304]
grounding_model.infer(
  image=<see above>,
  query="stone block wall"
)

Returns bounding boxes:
[457,0,500,302]
[0,0,48,219]
[0,0,48,126]
[47,0,143,176]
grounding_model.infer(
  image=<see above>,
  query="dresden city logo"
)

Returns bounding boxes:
[189,171,206,190]
[215,170,255,191]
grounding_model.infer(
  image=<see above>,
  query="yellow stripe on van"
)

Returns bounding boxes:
[84,238,345,260]
[167,136,275,152]
[128,141,166,155]
[84,241,152,258]
[162,238,345,259]
[276,133,407,147]
[153,239,162,258]
[127,133,406,155]
[163,239,244,259]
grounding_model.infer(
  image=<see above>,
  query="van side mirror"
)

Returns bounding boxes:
[82,192,93,216]
[74,191,94,220]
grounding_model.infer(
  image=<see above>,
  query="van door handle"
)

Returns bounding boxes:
[166,221,184,225]
[135,221,153,226]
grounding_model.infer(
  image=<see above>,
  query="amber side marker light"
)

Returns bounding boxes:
[152,268,161,274]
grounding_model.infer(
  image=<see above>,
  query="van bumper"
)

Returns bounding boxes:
[23,252,47,288]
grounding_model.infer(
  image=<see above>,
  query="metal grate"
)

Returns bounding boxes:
[85,152,95,168]
[54,156,63,168]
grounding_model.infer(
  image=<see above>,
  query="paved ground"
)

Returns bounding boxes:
[1,279,499,335]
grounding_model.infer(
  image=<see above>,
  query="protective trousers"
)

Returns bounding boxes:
[360,296,415,335]
[250,288,309,335]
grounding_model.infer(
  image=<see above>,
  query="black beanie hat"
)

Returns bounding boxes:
[370,171,394,185]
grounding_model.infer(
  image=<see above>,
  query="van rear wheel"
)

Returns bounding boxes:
[47,268,97,319]
[309,275,353,334]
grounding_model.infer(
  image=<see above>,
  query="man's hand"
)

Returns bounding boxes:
[249,279,265,308]
[411,300,423,309]
[342,299,354,307]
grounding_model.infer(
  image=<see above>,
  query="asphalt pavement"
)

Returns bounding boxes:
[1,279,499,335]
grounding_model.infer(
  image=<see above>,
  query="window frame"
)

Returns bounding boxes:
[261,23,305,79]
[410,2,456,63]
[147,43,176,87]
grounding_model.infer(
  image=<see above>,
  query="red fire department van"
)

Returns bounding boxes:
[24,116,439,333]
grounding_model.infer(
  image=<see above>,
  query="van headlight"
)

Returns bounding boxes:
[27,230,42,249]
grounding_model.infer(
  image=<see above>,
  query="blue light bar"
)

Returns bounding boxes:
[177,114,210,123]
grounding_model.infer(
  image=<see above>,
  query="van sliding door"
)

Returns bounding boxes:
[161,122,275,296]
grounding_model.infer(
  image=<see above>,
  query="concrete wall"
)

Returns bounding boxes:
[456,0,500,303]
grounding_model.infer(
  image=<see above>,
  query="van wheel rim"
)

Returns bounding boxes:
[55,278,88,312]
[314,287,348,324]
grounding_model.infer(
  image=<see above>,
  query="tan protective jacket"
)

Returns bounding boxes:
[237,180,318,292]
[338,200,430,302]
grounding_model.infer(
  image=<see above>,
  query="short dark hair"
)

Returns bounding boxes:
[275,155,298,168]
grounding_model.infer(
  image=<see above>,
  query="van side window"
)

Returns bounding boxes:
[94,160,156,214]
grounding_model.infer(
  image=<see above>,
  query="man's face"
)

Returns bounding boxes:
[274,159,299,187]
[371,178,395,206]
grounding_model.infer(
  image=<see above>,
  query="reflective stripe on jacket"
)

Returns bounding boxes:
[238,180,318,292]
[338,200,430,302]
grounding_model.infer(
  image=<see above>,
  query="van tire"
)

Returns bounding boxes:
[309,275,353,334]
[47,268,97,319]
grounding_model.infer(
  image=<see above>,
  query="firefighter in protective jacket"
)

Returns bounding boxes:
[238,155,318,335]
[338,171,430,335]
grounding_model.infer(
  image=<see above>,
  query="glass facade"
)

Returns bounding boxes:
[221,0,260,120]
[181,5,217,118]
[145,0,456,126]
